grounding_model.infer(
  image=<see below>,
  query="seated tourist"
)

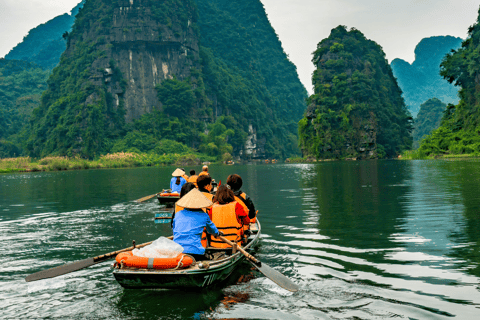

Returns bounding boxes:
[187,169,199,187]
[209,185,250,248]
[197,174,214,200]
[172,188,223,261]
[226,174,257,221]
[170,168,187,194]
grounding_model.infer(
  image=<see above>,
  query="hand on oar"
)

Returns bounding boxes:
[25,236,173,282]
[218,235,299,292]
[135,193,158,203]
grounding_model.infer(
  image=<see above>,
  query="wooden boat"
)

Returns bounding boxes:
[112,220,261,289]
[156,192,180,207]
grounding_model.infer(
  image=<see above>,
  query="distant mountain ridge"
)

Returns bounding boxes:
[391,36,462,117]
[4,1,85,70]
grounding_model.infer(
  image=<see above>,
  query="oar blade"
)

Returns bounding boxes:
[25,258,95,282]
[135,194,158,203]
[249,261,299,292]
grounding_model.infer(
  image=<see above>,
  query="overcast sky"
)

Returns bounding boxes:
[1,0,479,93]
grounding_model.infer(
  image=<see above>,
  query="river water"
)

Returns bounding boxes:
[1,161,480,319]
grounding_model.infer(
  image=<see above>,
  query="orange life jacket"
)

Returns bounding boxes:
[199,171,209,177]
[188,175,198,186]
[210,201,243,248]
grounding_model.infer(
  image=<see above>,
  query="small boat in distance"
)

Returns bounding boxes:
[112,220,261,289]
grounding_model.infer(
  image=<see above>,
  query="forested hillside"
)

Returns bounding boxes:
[413,98,446,149]
[19,0,306,160]
[299,26,412,159]
[391,36,462,117]
[5,1,85,70]
[196,0,307,121]
[418,8,480,156]
[0,60,50,157]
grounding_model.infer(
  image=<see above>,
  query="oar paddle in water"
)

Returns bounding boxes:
[135,193,158,203]
[25,237,172,282]
[218,235,299,292]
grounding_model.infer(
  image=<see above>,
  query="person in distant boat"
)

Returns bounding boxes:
[209,185,250,248]
[172,188,223,261]
[226,174,257,221]
[199,165,209,177]
[170,168,187,193]
[187,169,198,187]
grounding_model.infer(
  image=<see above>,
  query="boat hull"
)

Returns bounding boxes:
[156,195,179,207]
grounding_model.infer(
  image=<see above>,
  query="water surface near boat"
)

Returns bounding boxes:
[1,161,480,319]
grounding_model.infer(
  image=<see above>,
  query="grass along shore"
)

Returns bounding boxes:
[0,152,216,174]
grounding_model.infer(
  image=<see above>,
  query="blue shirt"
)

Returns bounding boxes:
[173,209,219,255]
[170,177,187,193]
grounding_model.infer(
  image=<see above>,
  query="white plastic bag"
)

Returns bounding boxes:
[132,236,184,258]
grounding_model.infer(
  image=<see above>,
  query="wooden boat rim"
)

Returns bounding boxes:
[113,219,261,275]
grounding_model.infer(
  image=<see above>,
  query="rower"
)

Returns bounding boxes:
[172,188,223,262]
[170,168,187,193]
[209,185,250,248]
[198,165,209,177]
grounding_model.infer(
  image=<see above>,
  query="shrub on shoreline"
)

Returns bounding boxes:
[0,152,216,174]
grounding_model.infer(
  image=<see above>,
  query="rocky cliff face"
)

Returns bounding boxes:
[68,0,199,121]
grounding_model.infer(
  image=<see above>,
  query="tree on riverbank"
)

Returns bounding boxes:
[418,7,480,156]
[413,98,446,149]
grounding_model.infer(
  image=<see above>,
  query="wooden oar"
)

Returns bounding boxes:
[218,236,299,292]
[25,236,173,282]
[135,193,158,203]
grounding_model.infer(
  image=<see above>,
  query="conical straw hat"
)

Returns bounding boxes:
[172,168,185,177]
[176,188,213,209]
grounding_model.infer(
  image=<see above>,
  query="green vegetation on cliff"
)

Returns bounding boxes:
[0,59,50,157]
[391,36,462,117]
[413,98,446,149]
[299,26,412,159]
[418,8,480,156]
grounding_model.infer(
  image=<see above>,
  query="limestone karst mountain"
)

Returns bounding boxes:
[299,26,412,159]
[18,0,306,159]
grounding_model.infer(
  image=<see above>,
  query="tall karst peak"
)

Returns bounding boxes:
[299,26,412,159]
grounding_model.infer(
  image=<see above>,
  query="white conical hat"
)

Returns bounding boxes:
[176,188,213,209]
[172,168,185,177]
